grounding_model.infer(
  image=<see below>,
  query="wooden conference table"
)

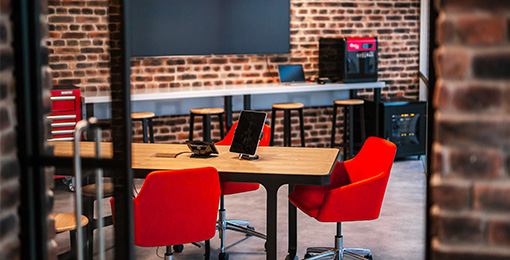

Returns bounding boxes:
[51,141,341,260]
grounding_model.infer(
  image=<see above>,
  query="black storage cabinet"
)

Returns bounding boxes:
[362,97,426,158]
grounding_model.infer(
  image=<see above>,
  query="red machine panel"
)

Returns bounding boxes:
[48,85,81,141]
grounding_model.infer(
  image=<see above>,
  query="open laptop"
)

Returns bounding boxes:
[278,65,316,86]
[229,110,267,160]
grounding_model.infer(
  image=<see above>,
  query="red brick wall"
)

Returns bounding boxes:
[430,0,510,259]
[48,0,420,146]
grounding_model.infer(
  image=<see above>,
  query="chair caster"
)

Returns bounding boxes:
[219,252,229,260]
[245,226,255,237]
[173,244,184,253]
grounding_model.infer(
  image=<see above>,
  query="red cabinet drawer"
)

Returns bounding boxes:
[51,96,76,111]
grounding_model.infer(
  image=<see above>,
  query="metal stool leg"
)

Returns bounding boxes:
[189,114,195,141]
[203,115,211,142]
[342,106,349,159]
[283,110,291,147]
[148,118,154,143]
[141,118,148,143]
[348,105,354,159]
[331,104,338,148]
[299,108,305,147]
[218,113,225,140]
[270,108,276,146]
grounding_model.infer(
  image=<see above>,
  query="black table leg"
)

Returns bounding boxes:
[286,184,298,260]
[265,183,280,260]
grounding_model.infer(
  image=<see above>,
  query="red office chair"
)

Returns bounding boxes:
[110,167,221,260]
[288,137,397,260]
[214,120,270,260]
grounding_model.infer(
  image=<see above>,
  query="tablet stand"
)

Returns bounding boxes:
[239,154,259,160]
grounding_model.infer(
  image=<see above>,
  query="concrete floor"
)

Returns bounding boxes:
[53,158,426,260]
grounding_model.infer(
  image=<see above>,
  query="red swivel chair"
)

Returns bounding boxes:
[288,137,397,260]
[214,120,271,260]
[110,167,221,260]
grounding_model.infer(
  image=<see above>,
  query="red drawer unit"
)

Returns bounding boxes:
[48,85,81,141]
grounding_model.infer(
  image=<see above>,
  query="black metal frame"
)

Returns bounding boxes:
[425,0,438,259]
[13,0,135,259]
[12,0,48,258]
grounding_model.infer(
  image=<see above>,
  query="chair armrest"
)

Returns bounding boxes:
[316,171,389,222]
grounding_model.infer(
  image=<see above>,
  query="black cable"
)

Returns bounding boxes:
[173,151,193,158]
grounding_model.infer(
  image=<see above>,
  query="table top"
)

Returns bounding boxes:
[81,82,385,104]
[50,141,340,180]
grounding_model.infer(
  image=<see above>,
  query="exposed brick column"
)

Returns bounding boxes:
[0,0,21,258]
[430,0,510,259]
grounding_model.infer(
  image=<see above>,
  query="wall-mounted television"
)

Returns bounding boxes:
[130,0,290,57]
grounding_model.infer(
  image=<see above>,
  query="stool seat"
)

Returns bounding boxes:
[82,183,114,197]
[51,213,89,233]
[190,108,225,114]
[272,103,304,110]
[131,112,155,119]
[131,112,155,143]
[333,99,364,106]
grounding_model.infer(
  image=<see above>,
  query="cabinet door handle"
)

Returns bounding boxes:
[48,137,74,141]
[48,114,77,120]
[52,122,77,127]
[52,129,75,135]
[51,96,76,101]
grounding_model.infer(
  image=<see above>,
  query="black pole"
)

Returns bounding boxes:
[12,0,50,258]
[109,0,135,259]
[425,0,438,259]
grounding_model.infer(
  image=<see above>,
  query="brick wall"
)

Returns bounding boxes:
[430,0,510,259]
[47,0,421,146]
[0,0,21,258]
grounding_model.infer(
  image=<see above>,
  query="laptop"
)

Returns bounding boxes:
[278,65,316,86]
[229,110,267,160]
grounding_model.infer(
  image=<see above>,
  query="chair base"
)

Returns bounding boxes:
[217,208,267,259]
[304,247,372,260]
[303,223,373,260]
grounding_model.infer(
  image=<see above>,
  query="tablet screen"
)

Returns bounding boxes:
[229,111,267,156]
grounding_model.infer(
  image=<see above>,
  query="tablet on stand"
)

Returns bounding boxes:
[229,110,267,160]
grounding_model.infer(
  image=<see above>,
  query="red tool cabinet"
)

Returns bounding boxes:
[48,85,81,141]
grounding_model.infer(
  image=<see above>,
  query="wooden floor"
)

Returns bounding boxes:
[52,158,426,260]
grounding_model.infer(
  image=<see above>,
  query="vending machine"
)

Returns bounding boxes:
[319,37,378,83]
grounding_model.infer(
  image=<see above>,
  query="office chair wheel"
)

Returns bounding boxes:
[173,244,184,253]
[245,226,255,237]
[219,252,229,260]
[67,181,75,192]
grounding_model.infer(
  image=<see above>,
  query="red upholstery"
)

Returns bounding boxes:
[289,136,397,222]
[110,167,221,247]
[215,120,271,195]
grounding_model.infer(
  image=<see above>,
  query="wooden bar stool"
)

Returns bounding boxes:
[331,99,366,159]
[131,112,155,143]
[189,107,225,142]
[270,103,305,147]
[51,213,89,259]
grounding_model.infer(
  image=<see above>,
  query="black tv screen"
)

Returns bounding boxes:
[130,0,290,57]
